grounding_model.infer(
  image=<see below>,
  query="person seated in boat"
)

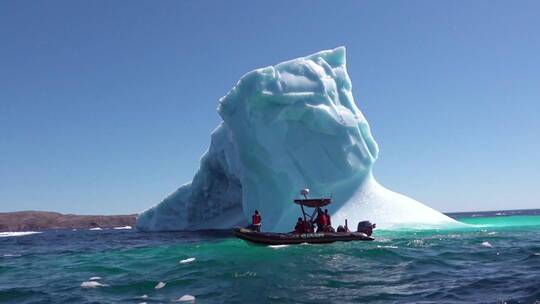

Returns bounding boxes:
[294,217,305,233]
[251,210,262,232]
[304,219,314,233]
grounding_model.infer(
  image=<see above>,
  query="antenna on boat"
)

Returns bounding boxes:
[299,189,310,223]
[301,189,310,199]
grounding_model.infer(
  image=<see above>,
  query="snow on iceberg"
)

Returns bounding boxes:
[136,47,456,232]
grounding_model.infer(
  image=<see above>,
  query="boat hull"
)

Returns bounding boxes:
[232,227,374,245]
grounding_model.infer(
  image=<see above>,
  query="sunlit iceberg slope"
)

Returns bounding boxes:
[136,47,456,232]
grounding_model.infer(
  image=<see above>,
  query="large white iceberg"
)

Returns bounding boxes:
[136,47,456,232]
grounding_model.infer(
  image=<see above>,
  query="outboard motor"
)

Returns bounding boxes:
[357,221,376,236]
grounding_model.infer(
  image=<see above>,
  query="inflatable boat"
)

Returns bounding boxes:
[233,189,376,245]
[233,227,373,245]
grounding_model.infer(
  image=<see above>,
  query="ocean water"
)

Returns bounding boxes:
[1,211,539,304]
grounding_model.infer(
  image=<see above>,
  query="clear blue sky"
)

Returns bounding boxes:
[1,1,539,214]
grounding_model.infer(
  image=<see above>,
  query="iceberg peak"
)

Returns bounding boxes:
[136,47,456,232]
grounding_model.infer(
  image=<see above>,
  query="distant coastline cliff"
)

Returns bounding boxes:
[0,211,137,232]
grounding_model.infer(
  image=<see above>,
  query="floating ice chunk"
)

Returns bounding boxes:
[81,281,109,288]
[173,295,196,302]
[481,241,493,247]
[179,257,196,264]
[89,227,102,231]
[155,281,166,289]
[268,245,289,249]
[113,226,132,230]
[140,294,148,298]
[0,231,41,237]
[233,271,257,278]
[89,276,101,281]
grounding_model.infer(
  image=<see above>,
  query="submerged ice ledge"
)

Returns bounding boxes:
[136,47,456,232]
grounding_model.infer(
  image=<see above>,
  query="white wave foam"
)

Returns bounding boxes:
[268,245,289,249]
[173,295,196,302]
[481,241,493,247]
[377,245,398,249]
[179,257,196,264]
[0,231,42,238]
[81,281,109,288]
[2,253,22,257]
[154,281,166,289]
[89,227,103,231]
[113,226,132,230]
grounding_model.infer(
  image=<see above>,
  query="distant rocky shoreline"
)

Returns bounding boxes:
[0,211,137,232]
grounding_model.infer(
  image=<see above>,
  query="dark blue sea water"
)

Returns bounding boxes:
[1,210,539,304]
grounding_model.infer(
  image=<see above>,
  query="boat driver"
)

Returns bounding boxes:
[294,217,304,233]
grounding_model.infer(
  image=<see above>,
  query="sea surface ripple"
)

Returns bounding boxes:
[1,212,539,304]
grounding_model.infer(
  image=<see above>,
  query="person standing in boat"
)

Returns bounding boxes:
[323,209,335,232]
[251,210,262,232]
[324,209,331,227]
[315,208,327,233]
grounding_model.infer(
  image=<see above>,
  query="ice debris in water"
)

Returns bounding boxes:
[81,281,109,288]
[140,294,148,298]
[113,226,132,230]
[136,46,458,232]
[179,257,196,264]
[89,276,101,281]
[154,281,166,289]
[173,295,196,302]
[481,241,493,247]
[233,271,257,278]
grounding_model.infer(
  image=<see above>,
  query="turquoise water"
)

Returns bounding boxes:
[1,214,539,303]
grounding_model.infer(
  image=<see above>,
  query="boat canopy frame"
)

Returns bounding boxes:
[294,197,331,224]
[293,198,331,208]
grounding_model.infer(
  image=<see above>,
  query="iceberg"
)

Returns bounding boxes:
[136,47,456,232]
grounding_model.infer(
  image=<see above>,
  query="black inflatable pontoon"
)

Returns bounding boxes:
[233,227,373,245]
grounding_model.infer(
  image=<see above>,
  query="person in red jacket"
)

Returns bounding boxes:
[324,209,332,227]
[323,209,335,232]
[251,210,262,232]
